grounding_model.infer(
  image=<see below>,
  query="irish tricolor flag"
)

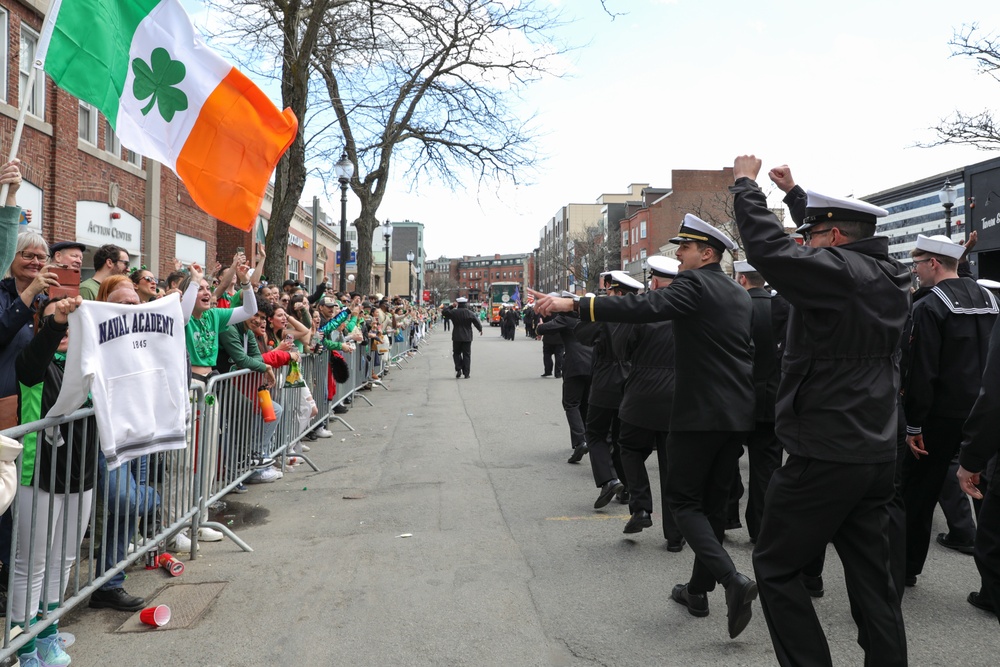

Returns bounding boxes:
[36,0,298,231]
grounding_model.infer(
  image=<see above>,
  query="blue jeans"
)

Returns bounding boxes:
[96,452,160,589]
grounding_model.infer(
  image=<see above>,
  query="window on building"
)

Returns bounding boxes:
[0,9,8,103]
[302,263,312,290]
[105,119,121,158]
[640,248,647,260]
[19,26,44,118]
[640,221,647,239]
[126,149,143,168]
[288,257,299,281]
[79,101,97,144]
[622,230,628,247]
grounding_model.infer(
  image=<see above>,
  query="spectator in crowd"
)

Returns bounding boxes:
[79,244,129,300]
[49,241,85,272]
[129,267,159,303]
[216,302,285,483]
[0,232,57,607]
[87,276,160,613]
[267,301,319,448]
[12,295,91,667]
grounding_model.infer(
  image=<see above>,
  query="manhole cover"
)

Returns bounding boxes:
[115,582,227,633]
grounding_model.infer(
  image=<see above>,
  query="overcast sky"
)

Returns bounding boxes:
[201,0,1000,260]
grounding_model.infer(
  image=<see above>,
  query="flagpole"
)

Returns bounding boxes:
[0,64,38,205]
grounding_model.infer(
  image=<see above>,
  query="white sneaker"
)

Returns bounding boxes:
[315,428,333,438]
[198,526,224,542]
[170,531,192,552]
[299,444,311,452]
[247,467,281,483]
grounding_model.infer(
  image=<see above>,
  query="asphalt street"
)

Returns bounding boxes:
[63,325,1000,666]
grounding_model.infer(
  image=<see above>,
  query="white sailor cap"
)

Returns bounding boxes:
[647,255,680,278]
[733,260,758,273]
[914,234,964,260]
[602,270,643,292]
[456,297,468,303]
[797,190,887,233]
[585,292,596,298]
[670,214,737,253]
[547,292,560,298]
[977,278,1000,290]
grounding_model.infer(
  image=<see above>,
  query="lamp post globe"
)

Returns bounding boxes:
[334,151,354,292]
[938,178,958,240]
[406,250,415,301]
[381,220,392,296]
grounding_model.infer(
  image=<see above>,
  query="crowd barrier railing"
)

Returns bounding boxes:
[0,330,428,662]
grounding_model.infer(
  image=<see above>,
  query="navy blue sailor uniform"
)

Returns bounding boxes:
[575,252,755,598]
[733,178,909,667]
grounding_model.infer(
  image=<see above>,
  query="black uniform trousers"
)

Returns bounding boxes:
[584,405,626,489]
[665,430,744,593]
[901,416,965,578]
[619,420,682,542]
[452,341,472,377]
[443,318,450,331]
[753,456,906,667]
[974,458,1000,624]
[728,420,781,541]
[542,343,564,377]
[561,375,590,450]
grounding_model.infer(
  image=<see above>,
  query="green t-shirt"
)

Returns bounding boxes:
[79,277,100,301]
[185,308,234,366]
[0,206,20,277]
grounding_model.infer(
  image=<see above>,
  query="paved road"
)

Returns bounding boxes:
[64,326,999,665]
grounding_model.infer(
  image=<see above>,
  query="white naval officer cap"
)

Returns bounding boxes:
[977,278,1000,290]
[797,191,887,233]
[456,297,468,303]
[670,214,738,253]
[603,270,643,292]
[733,260,758,273]
[914,234,964,260]
[646,255,680,278]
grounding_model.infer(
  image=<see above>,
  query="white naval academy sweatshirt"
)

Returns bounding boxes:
[45,293,189,469]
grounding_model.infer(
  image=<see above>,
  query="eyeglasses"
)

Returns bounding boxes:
[19,251,48,262]
[141,275,157,284]
[911,258,934,267]
[115,259,130,267]
[802,228,835,243]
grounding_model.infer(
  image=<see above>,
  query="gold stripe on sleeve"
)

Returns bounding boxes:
[589,296,596,322]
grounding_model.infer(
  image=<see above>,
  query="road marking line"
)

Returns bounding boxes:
[545,515,628,522]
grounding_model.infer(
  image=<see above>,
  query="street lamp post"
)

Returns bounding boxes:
[406,250,415,302]
[939,178,958,239]
[641,260,648,292]
[381,220,393,296]
[415,266,421,303]
[334,151,354,292]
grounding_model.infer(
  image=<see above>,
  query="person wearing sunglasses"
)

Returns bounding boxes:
[129,268,159,303]
[79,244,129,301]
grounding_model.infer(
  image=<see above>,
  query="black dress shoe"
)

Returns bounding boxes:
[456,371,462,378]
[968,591,996,612]
[540,373,552,377]
[802,574,824,598]
[594,479,625,509]
[671,583,709,617]
[616,490,631,505]
[666,537,686,553]
[936,532,975,555]
[905,575,917,587]
[567,444,589,464]
[724,572,758,639]
[623,509,652,534]
[89,586,146,612]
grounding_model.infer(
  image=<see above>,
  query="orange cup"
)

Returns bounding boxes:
[139,604,171,627]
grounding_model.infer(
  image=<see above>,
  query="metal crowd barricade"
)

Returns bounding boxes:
[0,331,432,661]
[0,384,205,663]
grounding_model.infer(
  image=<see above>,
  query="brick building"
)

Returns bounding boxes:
[619,168,735,279]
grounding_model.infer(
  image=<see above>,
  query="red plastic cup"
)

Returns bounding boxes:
[158,553,185,577]
[139,604,171,627]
